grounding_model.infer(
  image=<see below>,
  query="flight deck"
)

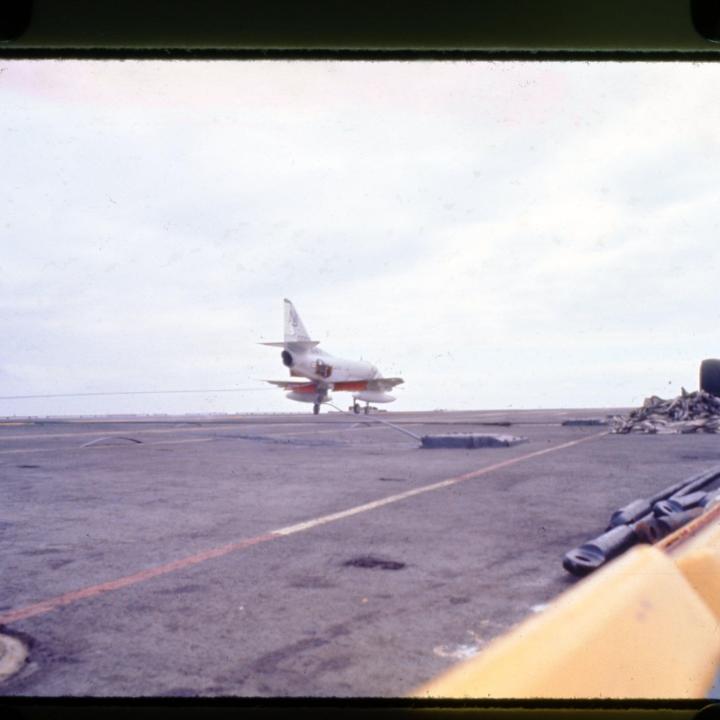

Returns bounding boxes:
[2,408,719,697]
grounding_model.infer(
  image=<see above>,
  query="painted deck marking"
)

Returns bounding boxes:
[0,534,279,625]
[275,431,606,535]
[0,430,606,626]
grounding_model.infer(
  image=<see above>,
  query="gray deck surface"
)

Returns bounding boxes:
[2,408,719,697]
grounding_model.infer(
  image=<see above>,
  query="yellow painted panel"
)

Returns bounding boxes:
[413,546,720,699]
[673,522,720,620]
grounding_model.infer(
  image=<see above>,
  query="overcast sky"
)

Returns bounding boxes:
[2,60,719,416]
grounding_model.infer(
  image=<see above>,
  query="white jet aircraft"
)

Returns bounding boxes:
[262,299,403,415]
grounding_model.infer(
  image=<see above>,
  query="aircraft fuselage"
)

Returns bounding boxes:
[282,347,379,384]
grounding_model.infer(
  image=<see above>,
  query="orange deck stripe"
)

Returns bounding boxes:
[0,431,606,626]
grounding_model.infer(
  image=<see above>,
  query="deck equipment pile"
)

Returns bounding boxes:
[611,388,720,434]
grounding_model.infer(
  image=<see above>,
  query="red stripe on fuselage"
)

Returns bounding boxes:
[291,383,319,394]
[331,381,369,392]
[285,379,369,393]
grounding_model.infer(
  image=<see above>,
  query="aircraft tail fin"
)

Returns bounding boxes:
[284,298,315,343]
[259,299,320,351]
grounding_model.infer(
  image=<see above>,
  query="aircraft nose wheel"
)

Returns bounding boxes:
[313,403,320,415]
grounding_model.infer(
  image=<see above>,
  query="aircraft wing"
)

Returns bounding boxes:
[264,379,317,390]
[266,377,402,392]
[331,378,404,392]
[368,377,404,391]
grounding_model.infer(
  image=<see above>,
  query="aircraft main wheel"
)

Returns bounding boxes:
[363,405,369,415]
[353,403,360,414]
[313,403,320,415]
[700,359,720,396]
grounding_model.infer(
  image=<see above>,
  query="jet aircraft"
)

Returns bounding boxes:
[262,299,403,414]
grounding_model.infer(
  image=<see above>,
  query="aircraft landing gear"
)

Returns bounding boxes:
[313,388,327,415]
[363,402,370,415]
[353,401,360,414]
